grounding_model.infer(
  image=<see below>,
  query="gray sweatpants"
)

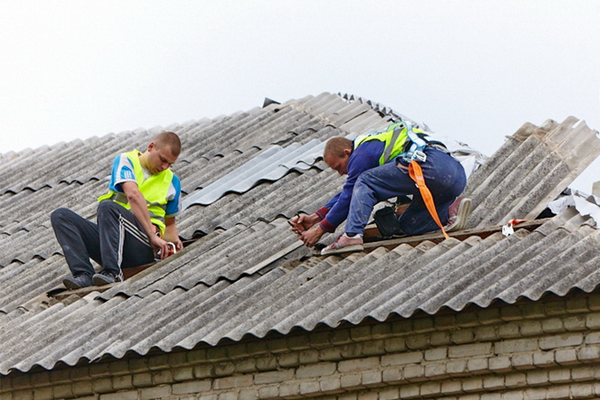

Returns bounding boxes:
[50,201,155,278]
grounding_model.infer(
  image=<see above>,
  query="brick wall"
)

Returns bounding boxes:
[3,292,600,400]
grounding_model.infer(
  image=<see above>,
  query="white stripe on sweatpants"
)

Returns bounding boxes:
[117,215,153,271]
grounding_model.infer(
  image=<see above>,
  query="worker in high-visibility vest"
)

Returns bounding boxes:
[51,132,183,289]
[289,122,470,255]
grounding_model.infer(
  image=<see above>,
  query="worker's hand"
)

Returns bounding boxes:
[149,234,171,260]
[172,237,184,252]
[300,225,326,248]
[162,217,182,253]
[289,213,321,237]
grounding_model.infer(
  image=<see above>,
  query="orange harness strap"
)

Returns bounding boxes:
[408,160,450,239]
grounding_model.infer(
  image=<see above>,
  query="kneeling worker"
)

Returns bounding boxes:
[290,121,471,255]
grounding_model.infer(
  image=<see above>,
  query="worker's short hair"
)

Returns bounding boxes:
[324,137,352,158]
[153,132,182,157]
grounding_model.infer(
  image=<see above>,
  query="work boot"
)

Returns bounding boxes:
[63,274,93,290]
[321,233,364,256]
[92,270,124,286]
[445,197,472,232]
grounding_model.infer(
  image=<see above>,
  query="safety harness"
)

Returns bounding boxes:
[400,121,449,239]
[355,121,451,238]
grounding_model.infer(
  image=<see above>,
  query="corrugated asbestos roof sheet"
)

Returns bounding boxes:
[1,92,600,375]
[464,117,600,228]
[181,139,325,208]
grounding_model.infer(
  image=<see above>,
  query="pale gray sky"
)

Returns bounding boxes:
[1,1,599,191]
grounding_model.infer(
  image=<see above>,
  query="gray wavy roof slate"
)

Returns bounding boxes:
[2,209,599,374]
[464,116,600,228]
[1,92,600,375]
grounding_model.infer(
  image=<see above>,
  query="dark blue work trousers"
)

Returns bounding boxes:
[347,148,467,236]
[51,201,155,278]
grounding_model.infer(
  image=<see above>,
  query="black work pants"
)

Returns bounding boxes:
[50,201,155,277]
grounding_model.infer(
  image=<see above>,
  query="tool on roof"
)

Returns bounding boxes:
[155,242,177,261]
[288,213,310,237]
[152,225,178,260]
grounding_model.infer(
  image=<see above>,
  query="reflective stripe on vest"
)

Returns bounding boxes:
[98,150,173,234]
[354,122,427,165]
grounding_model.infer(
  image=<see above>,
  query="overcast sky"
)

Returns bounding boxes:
[1,1,599,191]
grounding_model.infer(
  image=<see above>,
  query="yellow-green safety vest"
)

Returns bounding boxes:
[98,150,173,235]
[353,122,427,165]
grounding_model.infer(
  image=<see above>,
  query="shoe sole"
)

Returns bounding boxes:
[321,244,364,256]
[92,276,114,286]
[63,279,83,290]
[446,198,472,232]
[63,278,92,290]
